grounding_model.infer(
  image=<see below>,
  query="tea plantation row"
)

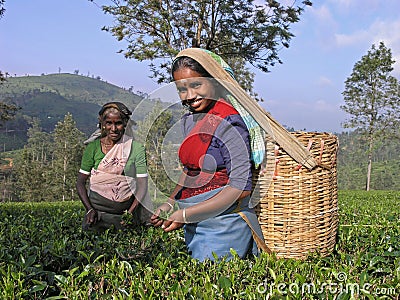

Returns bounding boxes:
[0,191,399,299]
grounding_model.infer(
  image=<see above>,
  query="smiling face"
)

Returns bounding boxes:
[101,111,125,143]
[173,68,217,113]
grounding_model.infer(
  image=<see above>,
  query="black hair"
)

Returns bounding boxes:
[98,102,132,127]
[171,56,232,109]
[99,102,131,118]
[171,56,212,80]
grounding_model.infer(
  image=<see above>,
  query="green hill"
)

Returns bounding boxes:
[0,73,143,105]
[0,73,154,149]
[0,73,182,150]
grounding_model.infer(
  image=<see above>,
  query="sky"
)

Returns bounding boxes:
[1,0,399,133]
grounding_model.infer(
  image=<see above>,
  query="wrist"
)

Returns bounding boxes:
[165,201,174,211]
[86,208,95,215]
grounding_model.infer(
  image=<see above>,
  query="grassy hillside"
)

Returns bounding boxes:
[0,73,143,105]
[0,73,155,144]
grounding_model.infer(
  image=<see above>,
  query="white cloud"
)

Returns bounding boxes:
[335,19,400,47]
[330,0,352,10]
[315,99,337,112]
[335,30,369,47]
[308,1,400,55]
[317,76,334,87]
[310,4,337,31]
[311,5,333,21]
[370,20,400,76]
[334,19,400,75]
[305,5,338,50]
[329,0,381,13]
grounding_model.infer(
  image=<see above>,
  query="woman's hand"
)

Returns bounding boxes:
[150,202,174,227]
[161,209,185,232]
[127,199,139,214]
[85,208,98,226]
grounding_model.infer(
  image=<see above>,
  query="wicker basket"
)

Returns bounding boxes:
[252,132,339,259]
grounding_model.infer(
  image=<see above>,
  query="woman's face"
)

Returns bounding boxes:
[102,112,125,142]
[173,68,216,112]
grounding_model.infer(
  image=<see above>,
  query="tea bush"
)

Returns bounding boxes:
[0,191,399,299]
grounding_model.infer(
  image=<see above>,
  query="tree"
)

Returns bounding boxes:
[51,113,85,201]
[0,70,20,125]
[0,100,19,125]
[1,1,7,86]
[14,115,85,201]
[0,0,5,18]
[14,119,53,201]
[0,2,7,87]
[100,0,312,90]
[0,1,19,125]
[341,42,400,191]
[0,70,6,84]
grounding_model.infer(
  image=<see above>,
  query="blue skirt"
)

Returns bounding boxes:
[176,187,265,261]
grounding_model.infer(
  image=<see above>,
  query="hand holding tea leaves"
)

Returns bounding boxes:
[150,202,175,227]
[121,210,135,226]
[158,209,172,221]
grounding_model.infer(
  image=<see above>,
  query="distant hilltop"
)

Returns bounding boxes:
[0,73,144,106]
[0,73,147,135]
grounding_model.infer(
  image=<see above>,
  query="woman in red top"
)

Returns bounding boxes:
[151,49,267,261]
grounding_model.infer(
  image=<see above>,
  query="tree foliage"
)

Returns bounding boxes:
[0,0,4,18]
[0,70,20,125]
[0,0,19,126]
[341,42,400,190]
[52,113,85,201]
[0,1,7,93]
[0,100,20,125]
[14,119,53,201]
[14,115,85,201]
[101,0,312,88]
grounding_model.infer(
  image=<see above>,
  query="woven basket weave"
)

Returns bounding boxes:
[252,132,339,259]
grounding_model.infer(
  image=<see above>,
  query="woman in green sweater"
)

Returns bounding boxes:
[76,102,151,232]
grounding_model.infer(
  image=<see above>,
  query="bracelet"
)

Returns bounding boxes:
[182,208,187,223]
[86,208,94,215]
[165,202,174,210]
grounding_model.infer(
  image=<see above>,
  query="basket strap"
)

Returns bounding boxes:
[175,48,318,170]
[237,212,272,254]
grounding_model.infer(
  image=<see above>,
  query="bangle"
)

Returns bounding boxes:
[165,202,174,210]
[182,208,187,223]
[86,208,94,215]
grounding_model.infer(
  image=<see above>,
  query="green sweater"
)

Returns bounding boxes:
[79,139,147,177]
